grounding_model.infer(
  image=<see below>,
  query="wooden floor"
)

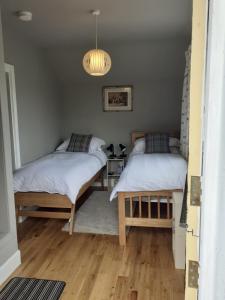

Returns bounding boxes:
[6,216,186,300]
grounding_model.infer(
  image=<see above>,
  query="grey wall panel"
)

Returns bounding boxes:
[62,81,183,150]
[3,28,62,164]
[58,39,189,149]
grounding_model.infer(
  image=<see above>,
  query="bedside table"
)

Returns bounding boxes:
[107,158,125,190]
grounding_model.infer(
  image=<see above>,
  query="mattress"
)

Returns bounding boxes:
[110,153,187,200]
[14,150,107,203]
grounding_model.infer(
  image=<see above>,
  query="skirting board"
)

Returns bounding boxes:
[0,250,21,285]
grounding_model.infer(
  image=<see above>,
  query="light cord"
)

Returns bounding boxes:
[95,14,98,49]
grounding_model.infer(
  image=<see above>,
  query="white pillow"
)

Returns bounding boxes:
[170,146,180,154]
[132,138,145,154]
[56,136,106,153]
[169,137,180,147]
[56,139,69,152]
[131,137,180,155]
[89,137,106,153]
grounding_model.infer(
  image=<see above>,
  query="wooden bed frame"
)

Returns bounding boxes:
[118,131,182,245]
[15,166,105,235]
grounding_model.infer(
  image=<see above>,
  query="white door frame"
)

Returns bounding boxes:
[199,0,225,298]
[4,63,21,169]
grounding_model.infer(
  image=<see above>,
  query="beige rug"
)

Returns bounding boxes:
[62,191,121,235]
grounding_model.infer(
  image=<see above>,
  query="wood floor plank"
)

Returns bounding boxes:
[4,218,185,299]
[130,290,138,300]
[113,276,129,300]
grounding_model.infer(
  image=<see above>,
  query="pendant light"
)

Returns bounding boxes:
[83,10,111,76]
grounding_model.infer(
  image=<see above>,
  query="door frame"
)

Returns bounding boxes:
[184,0,208,299]
[0,11,20,284]
[4,63,21,169]
[198,0,225,298]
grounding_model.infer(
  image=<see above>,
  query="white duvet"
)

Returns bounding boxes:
[14,151,107,203]
[110,153,187,200]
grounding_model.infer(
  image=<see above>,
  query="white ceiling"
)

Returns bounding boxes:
[1,0,192,47]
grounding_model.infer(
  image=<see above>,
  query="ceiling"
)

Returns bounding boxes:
[1,0,192,47]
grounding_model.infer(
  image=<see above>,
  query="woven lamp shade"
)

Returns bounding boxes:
[83,49,111,76]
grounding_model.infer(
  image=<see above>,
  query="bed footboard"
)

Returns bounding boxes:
[118,191,175,246]
[15,192,76,235]
[15,167,105,235]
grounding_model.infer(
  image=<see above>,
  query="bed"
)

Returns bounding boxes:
[110,132,187,248]
[14,150,107,235]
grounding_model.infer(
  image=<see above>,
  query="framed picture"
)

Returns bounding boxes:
[103,86,133,111]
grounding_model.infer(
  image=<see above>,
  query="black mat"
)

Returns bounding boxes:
[0,277,65,300]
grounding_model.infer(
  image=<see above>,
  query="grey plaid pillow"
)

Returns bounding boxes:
[66,133,92,152]
[145,133,170,153]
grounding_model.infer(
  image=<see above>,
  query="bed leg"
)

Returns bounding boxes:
[15,204,19,227]
[100,170,105,190]
[69,204,76,235]
[118,193,126,246]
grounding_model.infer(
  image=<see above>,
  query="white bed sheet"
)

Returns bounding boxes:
[14,151,107,203]
[110,153,187,200]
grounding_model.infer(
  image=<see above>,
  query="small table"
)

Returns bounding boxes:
[107,158,125,190]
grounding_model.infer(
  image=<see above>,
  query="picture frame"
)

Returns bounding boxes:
[103,85,133,112]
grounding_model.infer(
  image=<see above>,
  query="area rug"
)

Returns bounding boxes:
[0,277,65,300]
[62,191,128,235]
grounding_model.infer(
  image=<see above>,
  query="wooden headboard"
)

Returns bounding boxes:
[131,131,180,145]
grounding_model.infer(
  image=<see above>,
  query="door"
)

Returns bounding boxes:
[185,0,208,299]
[198,0,225,298]
[4,63,21,170]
